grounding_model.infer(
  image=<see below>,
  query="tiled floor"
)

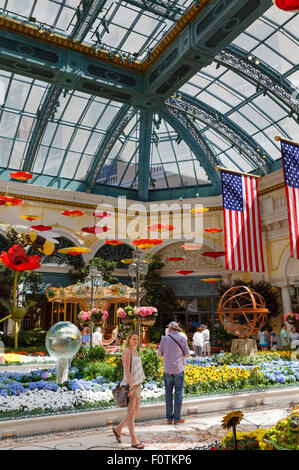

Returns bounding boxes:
[0,403,291,450]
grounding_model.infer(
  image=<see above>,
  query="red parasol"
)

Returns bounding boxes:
[62,210,84,217]
[176,270,194,276]
[9,171,33,181]
[201,251,225,259]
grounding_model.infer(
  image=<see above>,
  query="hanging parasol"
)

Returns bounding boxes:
[93,211,111,218]
[201,251,225,259]
[0,196,23,206]
[81,226,110,234]
[176,270,194,276]
[104,240,123,246]
[62,210,85,217]
[190,208,209,214]
[9,171,33,181]
[148,224,174,232]
[58,247,91,256]
[181,244,202,251]
[204,228,223,233]
[31,225,53,231]
[201,278,221,284]
[20,215,41,221]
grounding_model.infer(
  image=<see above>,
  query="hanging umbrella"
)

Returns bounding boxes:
[20,215,40,221]
[272,0,299,12]
[105,240,123,245]
[81,226,110,234]
[201,278,221,284]
[190,208,209,214]
[201,251,225,259]
[58,247,91,256]
[176,270,194,276]
[9,171,33,181]
[204,228,223,233]
[93,211,111,218]
[181,244,202,250]
[0,196,23,206]
[148,224,174,232]
[62,210,85,217]
[31,225,53,231]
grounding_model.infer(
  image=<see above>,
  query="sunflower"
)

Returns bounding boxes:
[221,410,244,430]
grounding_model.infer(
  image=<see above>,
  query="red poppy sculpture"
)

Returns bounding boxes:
[9,171,33,181]
[0,244,41,348]
[272,0,299,11]
[1,244,41,271]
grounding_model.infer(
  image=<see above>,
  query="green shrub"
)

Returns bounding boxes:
[83,360,119,382]
[140,344,161,381]
[81,346,106,362]
[17,328,47,347]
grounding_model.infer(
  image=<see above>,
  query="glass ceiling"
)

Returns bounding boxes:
[0,2,298,198]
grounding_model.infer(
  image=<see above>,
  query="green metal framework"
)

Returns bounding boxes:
[0,0,297,201]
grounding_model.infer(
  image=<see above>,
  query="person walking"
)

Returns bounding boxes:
[192,326,204,357]
[112,331,146,449]
[268,326,277,351]
[259,327,268,351]
[157,321,190,425]
[202,324,211,357]
[280,324,290,350]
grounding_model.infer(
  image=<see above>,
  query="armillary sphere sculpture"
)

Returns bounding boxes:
[217,286,269,339]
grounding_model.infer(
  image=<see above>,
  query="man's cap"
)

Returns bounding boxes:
[167,321,181,331]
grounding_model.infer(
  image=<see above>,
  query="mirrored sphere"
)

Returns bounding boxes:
[45,322,82,359]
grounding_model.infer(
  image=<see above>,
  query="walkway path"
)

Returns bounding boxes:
[0,403,291,450]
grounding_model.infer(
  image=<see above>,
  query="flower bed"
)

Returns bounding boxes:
[0,353,56,365]
[0,348,298,417]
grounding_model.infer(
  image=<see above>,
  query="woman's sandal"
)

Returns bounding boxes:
[112,428,121,443]
[131,442,145,449]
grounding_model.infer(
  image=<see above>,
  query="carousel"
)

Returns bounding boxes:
[46,279,134,346]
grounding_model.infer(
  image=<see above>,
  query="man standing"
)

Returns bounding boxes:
[280,324,289,350]
[158,321,190,425]
[202,324,211,357]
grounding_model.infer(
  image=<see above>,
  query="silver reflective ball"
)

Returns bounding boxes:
[45,322,82,359]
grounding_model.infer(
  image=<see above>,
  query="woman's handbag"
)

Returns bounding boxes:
[112,352,132,407]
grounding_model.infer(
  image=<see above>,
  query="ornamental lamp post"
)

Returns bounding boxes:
[128,249,149,348]
[86,265,102,349]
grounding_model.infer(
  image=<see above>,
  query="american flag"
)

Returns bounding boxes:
[280,140,299,259]
[220,170,265,272]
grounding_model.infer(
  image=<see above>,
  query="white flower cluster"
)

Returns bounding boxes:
[0,388,114,413]
[17,356,56,364]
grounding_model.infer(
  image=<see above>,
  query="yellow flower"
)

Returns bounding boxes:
[221,410,244,430]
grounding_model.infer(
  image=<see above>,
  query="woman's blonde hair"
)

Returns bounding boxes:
[125,330,138,347]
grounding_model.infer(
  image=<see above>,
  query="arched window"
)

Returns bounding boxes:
[28,237,83,266]
[94,243,134,269]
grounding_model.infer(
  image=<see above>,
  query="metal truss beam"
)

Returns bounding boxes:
[19,1,122,173]
[138,108,153,201]
[159,106,221,191]
[216,45,299,116]
[122,0,182,21]
[143,0,273,107]
[166,93,271,174]
[86,105,137,191]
